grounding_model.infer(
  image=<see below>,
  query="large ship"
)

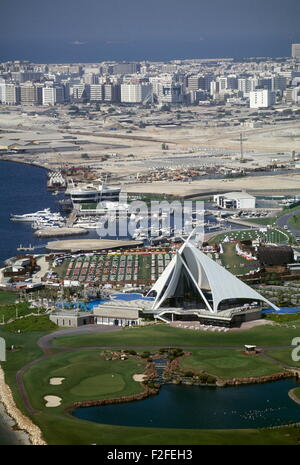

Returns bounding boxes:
[65,180,121,207]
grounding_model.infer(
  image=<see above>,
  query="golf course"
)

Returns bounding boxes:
[2,319,300,445]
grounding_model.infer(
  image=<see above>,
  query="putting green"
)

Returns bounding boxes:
[70,373,125,396]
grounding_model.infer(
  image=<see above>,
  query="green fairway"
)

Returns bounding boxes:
[179,349,282,378]
[70,373,125,396]
[2,323,300,445]
[52,323,300,349]
[265,348,300,368]
[23,350,145,411]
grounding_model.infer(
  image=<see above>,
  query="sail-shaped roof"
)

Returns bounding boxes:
[149,238,279,313]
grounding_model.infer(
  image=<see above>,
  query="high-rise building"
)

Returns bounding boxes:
[103,83,120,102]
[249,89,276,108]
[42,85,65,105]
[157,83,183,104]
[90,84,103,102]
[20,83,43,105]
[238,78,259,97]
[120,83,153,103]
[292,44,300,59]
[0,82,20,104]
[187,75,202,92]
[217,75,237,92]
[271,75,287,93]
[71,83,90,102]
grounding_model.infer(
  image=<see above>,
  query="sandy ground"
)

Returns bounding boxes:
[133,374,146,382]
[0,366,46,444]
[49,377,65,385]
[1,108,300,189]
[44,395,62,408]
[123,173,300,197]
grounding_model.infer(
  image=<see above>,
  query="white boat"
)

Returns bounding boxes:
[11,208,51,222]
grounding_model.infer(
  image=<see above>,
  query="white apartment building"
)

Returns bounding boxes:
[120,83,152,103]
[89,84,103,102]
[292,44,300,59]
[0,82,20,104]
[217,75,237,92]
[42,86,65,105]
[249,89,276,108]
[238,78,259,97]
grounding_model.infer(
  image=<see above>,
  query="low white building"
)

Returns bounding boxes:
[214,191,256,209]
[93,304,140,326]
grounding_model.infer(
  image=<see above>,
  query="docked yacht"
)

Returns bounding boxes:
[10,208,51,222]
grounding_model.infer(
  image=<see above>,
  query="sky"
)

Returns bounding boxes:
[1,0,300,62]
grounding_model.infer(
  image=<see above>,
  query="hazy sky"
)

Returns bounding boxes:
[1,0,300,61]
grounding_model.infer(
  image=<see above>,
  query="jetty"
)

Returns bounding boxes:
[34,227,88,238]
[45,238,144,252]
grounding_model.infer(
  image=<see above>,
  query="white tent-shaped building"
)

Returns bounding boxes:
[147,237,279,325]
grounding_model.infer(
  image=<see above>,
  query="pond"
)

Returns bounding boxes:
[72,379,300,429]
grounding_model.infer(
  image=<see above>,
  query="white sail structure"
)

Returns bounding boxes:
[148,238,279,314]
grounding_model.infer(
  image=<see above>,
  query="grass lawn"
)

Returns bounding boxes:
[265,348,300,368]
[23,349,146,411]
[2,324,300,444]
[293,387,300,401]
[0,327,51,414]
[0,291,17,306]
[0,302,42,324]
[4,315,58,332]
[288,213,300,232]
[243,217,277,226]
[179,349,282,378]
[52,324,300,349]
[265,314,300,325]
[220,243,255,275]
[210,228,291,245]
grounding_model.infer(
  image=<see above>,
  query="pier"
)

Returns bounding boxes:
[34,227,88,238]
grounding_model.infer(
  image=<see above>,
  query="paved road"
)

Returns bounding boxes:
[276,208,300,239]
[38,324,122,351]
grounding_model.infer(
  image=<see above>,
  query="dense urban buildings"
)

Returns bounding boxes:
[1,56,300,108]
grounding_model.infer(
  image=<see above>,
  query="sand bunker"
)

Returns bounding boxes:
[44,395,62,408]
[133,374,146,382]
[49,377,65,385]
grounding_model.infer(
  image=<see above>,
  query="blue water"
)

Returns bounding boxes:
[0,160,99,265]
[57,293,154,310]
[0,37,292,63]
[73,379,300,430]
[262,307,300,315]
